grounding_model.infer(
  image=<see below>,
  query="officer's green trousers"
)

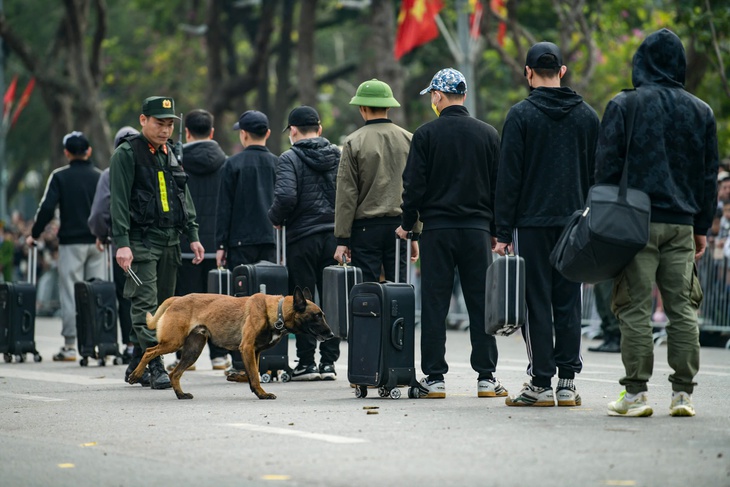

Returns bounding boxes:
[123,241,181,351]
[611,223,703,395]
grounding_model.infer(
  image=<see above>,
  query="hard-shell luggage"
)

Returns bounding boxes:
[348,236,418,399]
[208,267,232,295]
[231,227,292,383]
[75,245,122,366]
[321,258,362,339]
[0,246,41,363]
[485,254,526,336]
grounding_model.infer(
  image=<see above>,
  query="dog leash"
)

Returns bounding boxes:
[273,298,285,331]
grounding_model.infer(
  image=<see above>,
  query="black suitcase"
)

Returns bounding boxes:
[75,246,122,366]
[321,259,362,339]
[485,254,526,336]
[348,236,418,399]
[208,267,232,295]
[231,227,292,383]
[0,247,41,363]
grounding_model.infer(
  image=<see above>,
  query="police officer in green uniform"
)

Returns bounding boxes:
[110,96,205,389]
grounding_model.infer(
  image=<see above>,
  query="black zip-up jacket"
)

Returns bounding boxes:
[268,137,340,243]
[595,28,718,234]
[31,159,102,245]
[180,140,226,257]
[495,87,599,243]
[216,145,278,250]
[401,104,500,233]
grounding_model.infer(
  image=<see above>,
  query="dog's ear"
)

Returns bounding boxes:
[293,287,307,312]
[302,287,313,301]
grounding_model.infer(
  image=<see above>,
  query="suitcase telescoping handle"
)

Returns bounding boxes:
[27,244,37,286]
[275,225,286,266]
[340,255,359,335]
[105,244,114,283]
[217,267,231,296]
[394,232,413,284]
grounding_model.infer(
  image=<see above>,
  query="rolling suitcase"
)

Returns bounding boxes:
[208,267,232,295]
[232,227,292,383]
[321,257,362,339]
[348,235,418,399]
[75,245,122,366]
[0,246,41,363]
[485,254,526,336]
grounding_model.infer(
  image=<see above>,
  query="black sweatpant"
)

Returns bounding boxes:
[349,220,407,283]
[419,228,499,381]
[513,227,583,388]
[287,232,341,366]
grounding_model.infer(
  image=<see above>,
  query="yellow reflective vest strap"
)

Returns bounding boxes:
[157,171,170,212]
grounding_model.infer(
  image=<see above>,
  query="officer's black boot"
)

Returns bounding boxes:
[124,347,150,386]
[148,356,172,390]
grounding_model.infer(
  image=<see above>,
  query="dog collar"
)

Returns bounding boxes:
[273,298,285,331]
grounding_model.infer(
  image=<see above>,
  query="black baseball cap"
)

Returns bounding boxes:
[63,131,90,155]
[283,106,320,132]
[233,110,270,134]
[524,42,563,75]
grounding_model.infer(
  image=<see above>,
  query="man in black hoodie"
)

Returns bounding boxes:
[397,68,506,399]
[494,42,599,408]
[599,29,718,418]
[269,106,341,381]
[168,109,230,371]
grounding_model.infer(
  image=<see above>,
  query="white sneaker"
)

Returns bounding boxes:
[669,391,695,417]
[211,357,231,370]
[477,378,508,397]
[413,377,446,399]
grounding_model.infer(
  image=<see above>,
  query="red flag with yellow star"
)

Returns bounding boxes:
[394,0,443,60]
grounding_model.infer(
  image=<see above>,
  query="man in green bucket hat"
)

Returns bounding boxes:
[334,79,421,283]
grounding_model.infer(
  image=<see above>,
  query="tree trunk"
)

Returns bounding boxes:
[270,0,296,155]
[297,0,318,108]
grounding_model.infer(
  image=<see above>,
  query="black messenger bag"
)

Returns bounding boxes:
[550,92,650,284]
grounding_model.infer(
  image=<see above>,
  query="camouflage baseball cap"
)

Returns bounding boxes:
[142,96,180,119]
[419,68,467,95]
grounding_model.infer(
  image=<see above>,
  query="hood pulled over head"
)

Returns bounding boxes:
[632,28,686,89]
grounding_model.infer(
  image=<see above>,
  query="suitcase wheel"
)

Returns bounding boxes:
[3,353,11,363]
[33,353,42,363]
[280,371,291,382]
[113,356,123,365]
[378,386,389,398]
[408,386,421,399]
[261,372,272,383]
[16,354,25,363]
[389,388,401,400]
[354,385,368,399]
[97,358,106,367]
[80,357,89,367]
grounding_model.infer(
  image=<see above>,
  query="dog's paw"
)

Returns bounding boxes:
[176,392,194,400]
[258,393,277,400]
[226,372,249,383]
[127,374,139,384]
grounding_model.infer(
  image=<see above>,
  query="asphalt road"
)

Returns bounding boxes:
[1,316,728,487]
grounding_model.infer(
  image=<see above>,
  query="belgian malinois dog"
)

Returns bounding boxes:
[127,287,334,400]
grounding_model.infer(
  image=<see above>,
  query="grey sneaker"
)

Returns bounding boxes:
[52,347,76,362]
[477,378,508,398]
[505,382,555,407]
[413,377,446,399]
[607,391,653,417]
[291,363,320,381]
[669,391,695,417]
[557,386,582,407]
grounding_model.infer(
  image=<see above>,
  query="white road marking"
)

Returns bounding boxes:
[0,392,66,402]
[0,369,121,386]
[226,423,367,444]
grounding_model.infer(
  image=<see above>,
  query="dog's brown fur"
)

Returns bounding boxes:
[127,287,333,400]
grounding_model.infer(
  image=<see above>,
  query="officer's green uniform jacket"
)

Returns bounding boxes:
[110,135,199,248]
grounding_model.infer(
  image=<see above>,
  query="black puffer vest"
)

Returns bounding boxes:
[126,135,188,233]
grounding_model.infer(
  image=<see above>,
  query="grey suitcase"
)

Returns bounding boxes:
[322,258,362,339]
[485,254,526,336]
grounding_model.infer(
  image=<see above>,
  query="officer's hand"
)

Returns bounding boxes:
[25,236,36,247]
[334,245,350,264]
[191,241,205,265]
[494,242,511,256]
[216,249,226,268]
[395,226,409,240]
[95,238,105,252]
[116,247,133,272]
[410,241,419,262]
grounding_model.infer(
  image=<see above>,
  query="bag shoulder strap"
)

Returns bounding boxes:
[619,90,639,196]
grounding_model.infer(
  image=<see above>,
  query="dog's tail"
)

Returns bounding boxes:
[146,297,177,330]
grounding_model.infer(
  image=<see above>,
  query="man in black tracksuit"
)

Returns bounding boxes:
[397,68,506,399]
[269,106,341,381]
[494,42,599,407]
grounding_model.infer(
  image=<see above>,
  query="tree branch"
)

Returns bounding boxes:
[91,0,108,87]
[705,0,730,98]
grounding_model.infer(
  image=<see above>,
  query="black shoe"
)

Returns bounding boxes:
[148,356,172,390]
[291,363,320,381]
[121,348,134,365]
[588,338,621,353]
[319,363,337,381]
[124,350,150,386]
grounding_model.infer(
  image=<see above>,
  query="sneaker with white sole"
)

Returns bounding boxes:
[413,377,446,399]
[211,357,231,370]
[607,391,653,417]
[556,386,582,407]
[291,363,320,381]
[477,378,508,397]
[669,391,695,417]
[165,359,195,372]
[52,347,76,362]
[319,363,337,380]
[505,382,555,407]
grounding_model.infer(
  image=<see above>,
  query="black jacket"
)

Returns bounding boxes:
[180,140,226,257]
[268,137,340,243]
[401,105,500,233]
[495,87,599,242]
[31,159,101,245]
[595,28,718,234]
[216,145,278,250]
